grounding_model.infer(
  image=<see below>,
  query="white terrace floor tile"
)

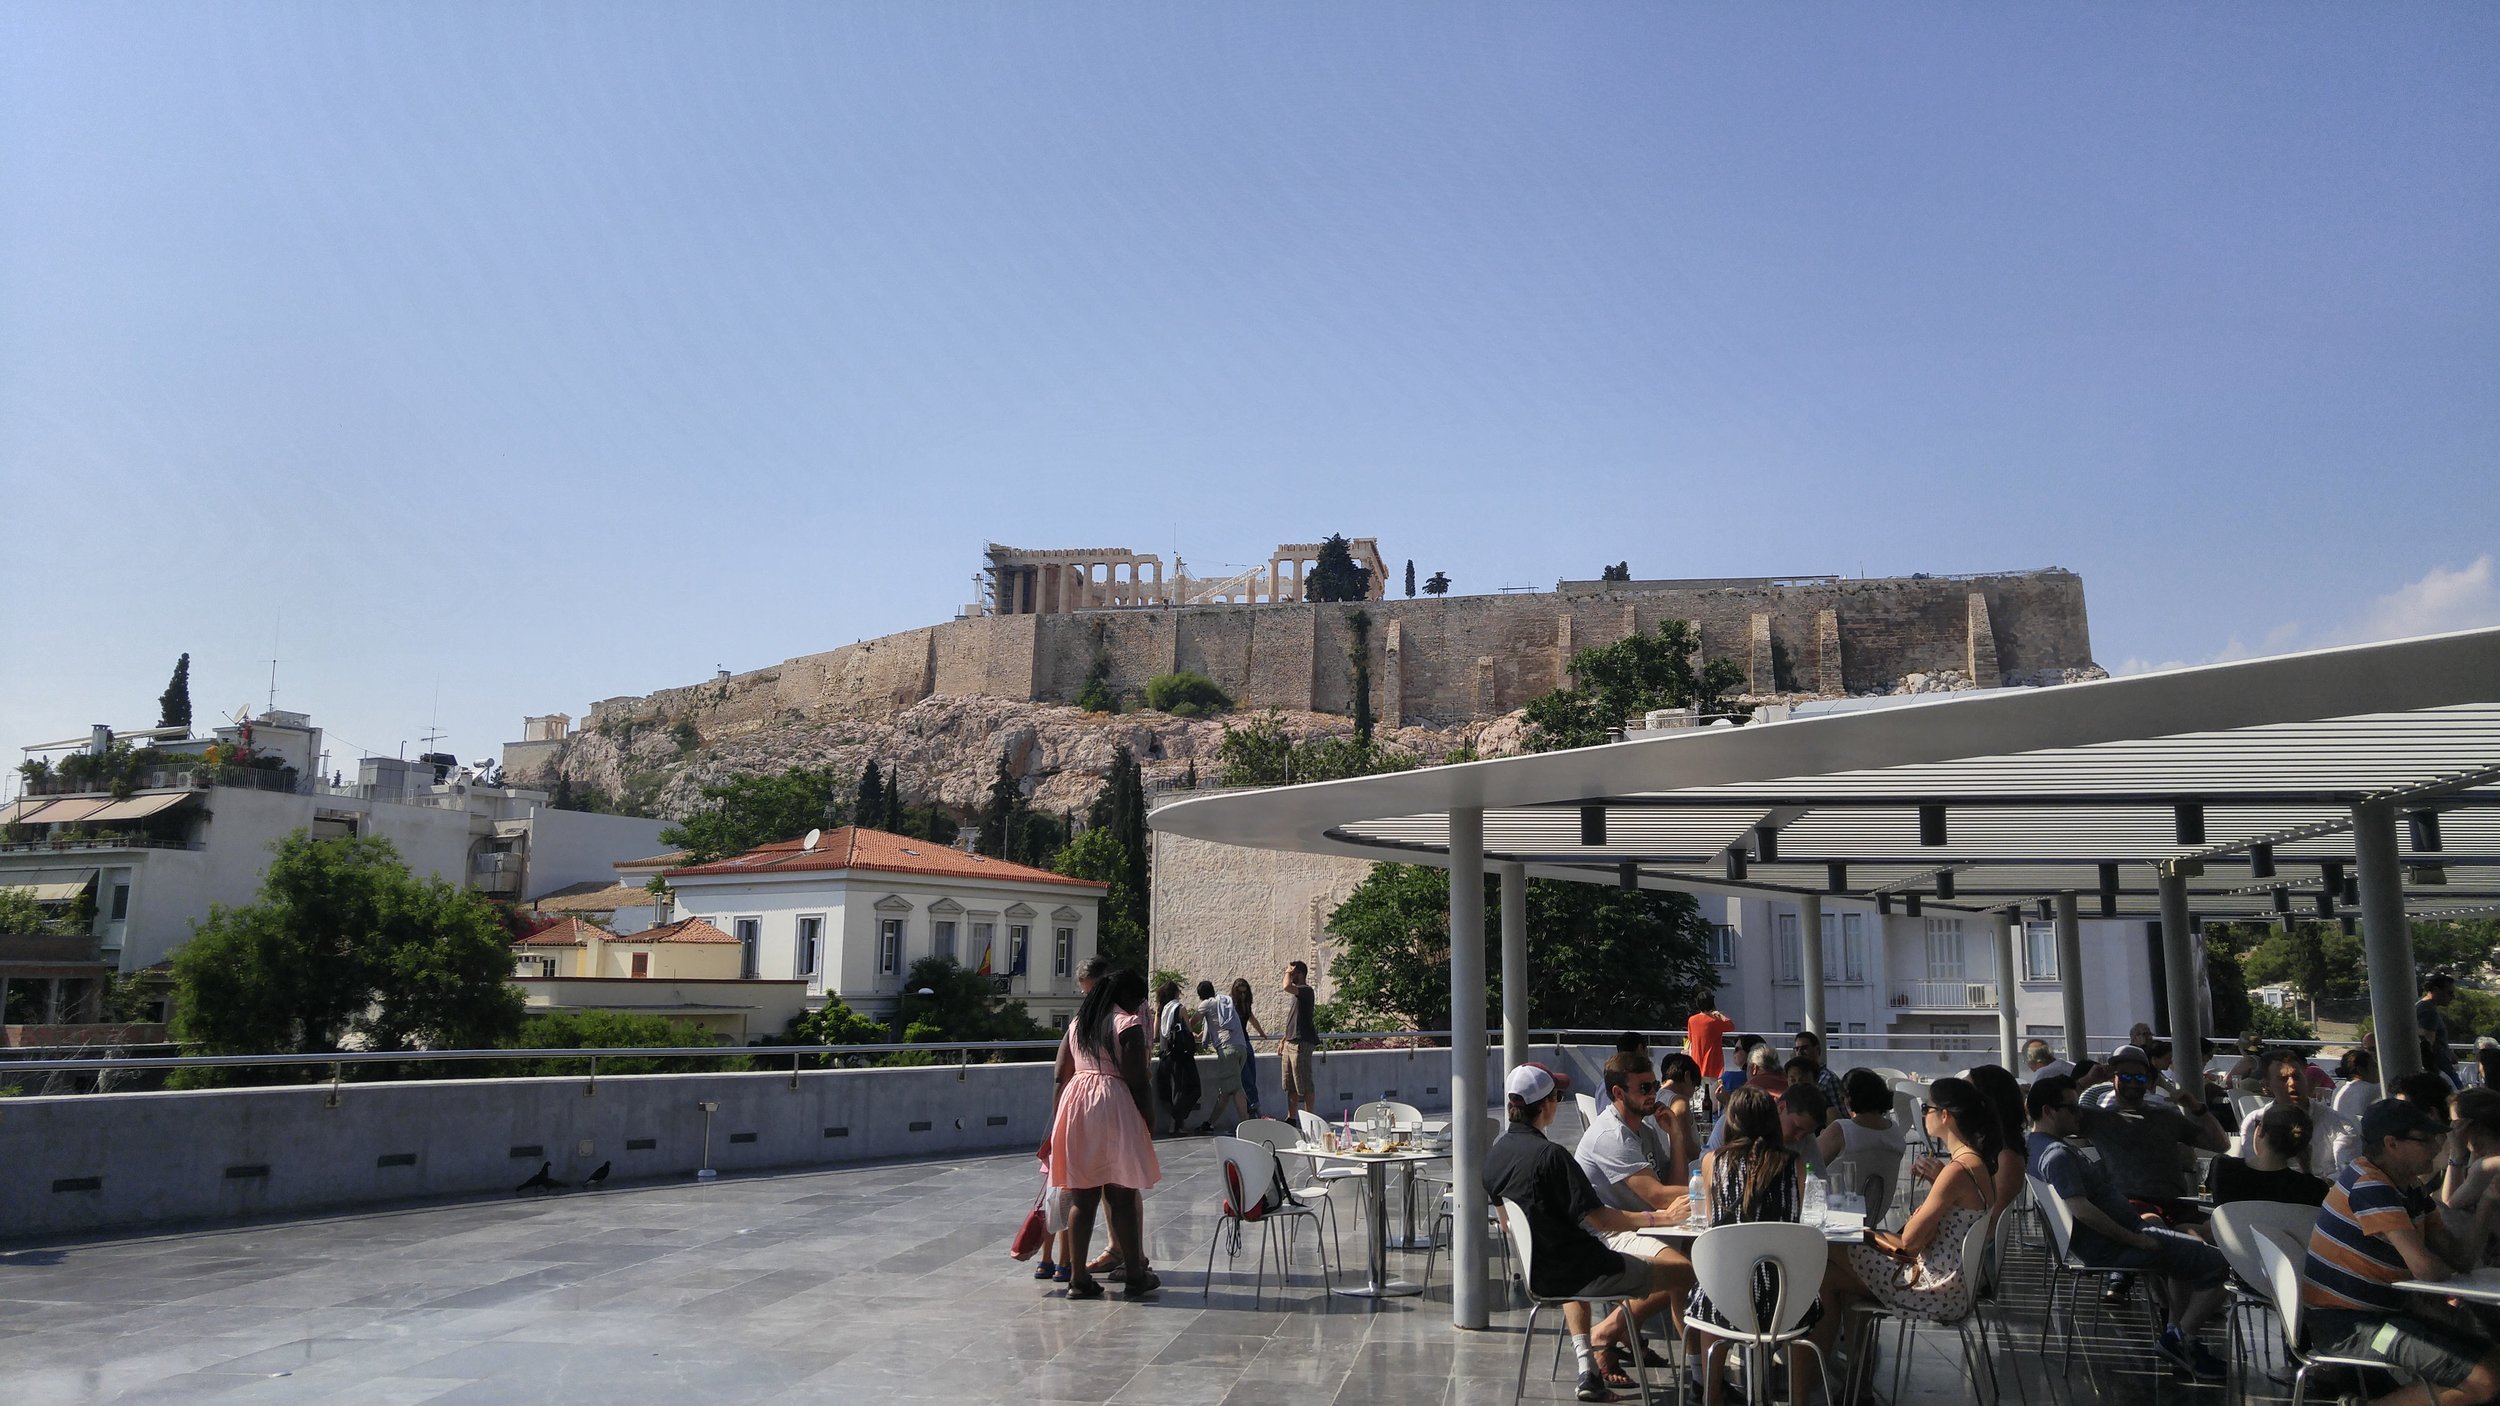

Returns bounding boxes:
[2,1128,2279,1406]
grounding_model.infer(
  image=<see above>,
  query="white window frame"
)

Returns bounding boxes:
[1708,924,1738,967]
[971,919,995,972]
[1821,912,1867,983]
[734,916,761,980]
[796,914,822,980]
[2023,921,2059,981]
[1054,926,1074,978]
[1009,923,1030,980]
[879,918,903,976]
[1923,917,1966,980]
[933,919,957,966]
[1774,913,1801,984]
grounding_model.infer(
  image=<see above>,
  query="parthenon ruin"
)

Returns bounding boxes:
[977,540,1388,615]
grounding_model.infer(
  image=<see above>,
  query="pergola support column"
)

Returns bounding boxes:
[2157,867,2203,1071]
[1993,910,2021,1071]
[2054,892,2086,1061]
[2354,801,2423,1081]
[1499,862,1528,1078]
[1448,807,1489,1330]
[1796,893,1825,1042]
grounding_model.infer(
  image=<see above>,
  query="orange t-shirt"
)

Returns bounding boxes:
[1687,1011,1732,1080]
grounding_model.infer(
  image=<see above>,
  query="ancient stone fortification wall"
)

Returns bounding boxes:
[577,570,2090,735]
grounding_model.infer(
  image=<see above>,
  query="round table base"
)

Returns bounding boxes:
[1333,1280,1425,1299]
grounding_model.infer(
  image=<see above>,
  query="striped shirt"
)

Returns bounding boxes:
[2303,1157,2439,1314]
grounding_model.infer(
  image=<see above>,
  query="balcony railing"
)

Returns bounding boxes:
[1890,980,1999,1009]
[22,765,307,798]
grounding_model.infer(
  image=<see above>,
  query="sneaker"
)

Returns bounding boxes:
[2102,1272,2136,1305]
[2182,1338,2227,1383]
[2155,1325,2216,1378]
[1575,1368,1617,1403]
[1032,1259,1056,1280]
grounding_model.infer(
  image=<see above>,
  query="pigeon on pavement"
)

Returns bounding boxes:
[516,1161,559,1195]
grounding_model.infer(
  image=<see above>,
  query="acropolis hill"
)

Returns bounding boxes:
[505,551,2096,818]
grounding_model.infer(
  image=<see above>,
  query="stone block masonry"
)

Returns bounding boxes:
[530,571,2093,762]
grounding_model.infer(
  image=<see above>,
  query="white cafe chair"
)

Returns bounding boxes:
[1200,1136,1333,1306]
[1498,1198,1657,1406]
[1688,1221,1830,1406]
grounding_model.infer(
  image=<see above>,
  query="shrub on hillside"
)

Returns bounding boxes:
[1145,671,1232,718]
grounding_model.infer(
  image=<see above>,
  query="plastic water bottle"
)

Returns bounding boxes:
[1802,1174,1828,1228]
[1687,1171,1708,1227]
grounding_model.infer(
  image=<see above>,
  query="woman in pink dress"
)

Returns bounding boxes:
[1048,968,1162,1298]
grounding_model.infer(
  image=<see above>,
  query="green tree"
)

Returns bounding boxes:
[1305,533,1371,603]
[1522,619,1749,751]
[1324,863,1718,1030]
[0,888,77,936]
[1422,570,1451,596]
[158,653,192,731]
[1214,709,1420,787]
[1601,562,1630,582]
[2203,931,2255,1040]
[1055,826,1145,972]
[661,765,849,863]
[499,1010,729,1075]
[906,956,1053,1038]
[2240,921,2360,1002]
[1404,559,1416,598]
[855,760,885,829]
[882,771,902,831]
[170,833,525,1060]
[978,749,1024,858]
[1144,671,1232,718]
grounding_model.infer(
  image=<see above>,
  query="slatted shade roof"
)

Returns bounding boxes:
[1151,628,2500,922]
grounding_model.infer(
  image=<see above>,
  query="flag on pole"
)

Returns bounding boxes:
[978,938,993,975]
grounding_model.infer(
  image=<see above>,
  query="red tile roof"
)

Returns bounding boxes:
[622,917,739,945]
[665,827,1108,890]
[515,916,598,948]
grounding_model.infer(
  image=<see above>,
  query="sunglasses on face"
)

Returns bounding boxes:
[2116,1073,2150,1085]
[1633,1081,1659,1094]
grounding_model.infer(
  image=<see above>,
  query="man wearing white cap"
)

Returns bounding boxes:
[1485,1063,1683,1403]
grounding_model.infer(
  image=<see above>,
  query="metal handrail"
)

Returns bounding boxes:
[1,1027,2434,1081]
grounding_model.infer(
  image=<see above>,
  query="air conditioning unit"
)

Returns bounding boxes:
[1968,984,1993,1007]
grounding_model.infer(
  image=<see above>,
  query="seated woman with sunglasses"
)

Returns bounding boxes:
[1832,1077,1998,1322]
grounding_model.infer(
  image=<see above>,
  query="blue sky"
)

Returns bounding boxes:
[4,5,2495,785]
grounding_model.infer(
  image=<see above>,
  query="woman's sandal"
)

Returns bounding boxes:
[1120,1270,1163,1299]
[1065,1279,1107,1300]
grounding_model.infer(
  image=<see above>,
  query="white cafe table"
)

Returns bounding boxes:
[1640,1213,1870,1247]
[1297,1144,1442,1298]
[2396,1268,2500,1306]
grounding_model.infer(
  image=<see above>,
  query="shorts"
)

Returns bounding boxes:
[1203,1047,1243,1101]
[1601,1229,1687,1267]
[1282,1041,1316,1101]
[2088,1226,2230,1291]
[1571,1250,1663,1300]
[2310,1310,2494,1392]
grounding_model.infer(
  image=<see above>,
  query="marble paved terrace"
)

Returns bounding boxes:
[3,1121,2296,1406]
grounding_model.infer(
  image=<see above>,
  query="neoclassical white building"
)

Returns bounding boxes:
[661,827,1106,1026]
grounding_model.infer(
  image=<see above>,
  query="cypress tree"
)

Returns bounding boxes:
[158,653,193,731]
[856,760,884,829]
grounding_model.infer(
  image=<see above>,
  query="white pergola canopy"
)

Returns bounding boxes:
[1150,625,2500,1332]
[1153,628,2500,922]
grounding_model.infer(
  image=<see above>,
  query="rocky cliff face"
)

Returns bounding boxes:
[526,695,1509,822]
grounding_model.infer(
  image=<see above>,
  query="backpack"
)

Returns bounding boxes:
[1160,1004,1200,1061]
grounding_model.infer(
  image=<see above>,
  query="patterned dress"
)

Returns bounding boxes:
[1688,1144,1820,1333]
[1842,1153,1991,1320]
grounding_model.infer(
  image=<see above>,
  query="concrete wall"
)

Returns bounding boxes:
[1149,829,1376,1002]
[518,809,672,902]
[0,1046,1505,1241]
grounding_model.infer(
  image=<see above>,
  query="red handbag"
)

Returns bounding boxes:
[1009,1189,1050,1260]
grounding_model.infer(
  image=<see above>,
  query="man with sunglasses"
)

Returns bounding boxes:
[2305,1098,2500,1406]
[1573,1052,1700,1371]
[2027,1075,2232,1381]
[2076,1044,2229,1230]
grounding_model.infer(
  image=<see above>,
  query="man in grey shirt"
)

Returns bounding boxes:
[2075,1044,2228,1225]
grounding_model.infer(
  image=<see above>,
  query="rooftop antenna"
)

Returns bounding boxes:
[267,608,282,714]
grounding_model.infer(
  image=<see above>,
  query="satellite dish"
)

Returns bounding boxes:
[802,828,822,852]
